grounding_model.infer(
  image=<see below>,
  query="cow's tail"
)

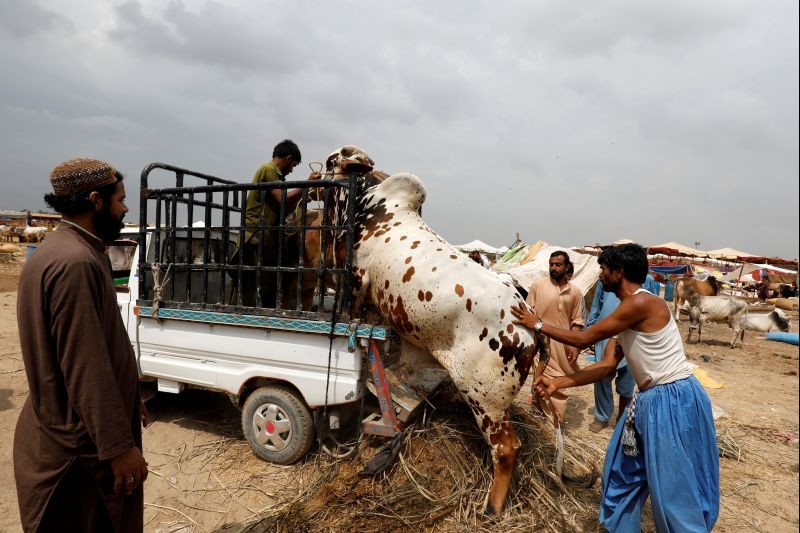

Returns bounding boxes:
[555,424,564,477]
[553,424,599,488]
[533,336,598,488]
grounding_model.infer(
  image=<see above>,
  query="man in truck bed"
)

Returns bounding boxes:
[234,139,321,307]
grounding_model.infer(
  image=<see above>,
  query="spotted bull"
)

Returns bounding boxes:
[321,146,552,515]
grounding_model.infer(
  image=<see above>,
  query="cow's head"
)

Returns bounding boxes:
[771,310,791,332]
[707,276,720,295]
[325,145,375,178]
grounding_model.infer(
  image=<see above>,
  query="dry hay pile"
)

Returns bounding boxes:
[0,244,22,255]
[225,403,609,533]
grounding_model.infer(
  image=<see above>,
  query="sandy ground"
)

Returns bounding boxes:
[0,254,798,532]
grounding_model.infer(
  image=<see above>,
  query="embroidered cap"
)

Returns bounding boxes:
[50,157,117,196]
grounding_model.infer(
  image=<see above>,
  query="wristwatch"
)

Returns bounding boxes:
[534,320,544,333]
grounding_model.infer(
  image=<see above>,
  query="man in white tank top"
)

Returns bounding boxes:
[512,243,719,533]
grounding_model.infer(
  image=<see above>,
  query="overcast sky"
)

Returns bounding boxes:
[1,1,798,259]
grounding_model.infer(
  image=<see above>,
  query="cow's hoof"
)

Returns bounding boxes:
[483,503,500,517]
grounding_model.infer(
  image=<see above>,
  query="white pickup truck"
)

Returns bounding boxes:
[110,163,445,465]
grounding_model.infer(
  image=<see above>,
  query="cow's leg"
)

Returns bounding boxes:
[729,319,741,348]
[299,272,323,311]
[685,327,693,343]
[483,415,520,516]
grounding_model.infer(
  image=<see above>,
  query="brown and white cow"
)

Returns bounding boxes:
[321,146,554,515]
[673,276,721,319]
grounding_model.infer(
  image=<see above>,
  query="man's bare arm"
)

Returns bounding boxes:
[534,338,624,398]
[512,295,650,349]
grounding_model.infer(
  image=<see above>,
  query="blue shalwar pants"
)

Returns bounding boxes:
[594,366,635,423]
[599,376,719,532]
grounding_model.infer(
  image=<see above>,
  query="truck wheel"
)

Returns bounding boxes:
[241,385,315,465]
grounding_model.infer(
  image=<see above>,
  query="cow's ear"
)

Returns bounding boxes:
[325,154,337,171]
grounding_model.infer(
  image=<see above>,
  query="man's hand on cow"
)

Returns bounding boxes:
[533,375,558,401]
[511,302,539,330]
[308,171,322,181]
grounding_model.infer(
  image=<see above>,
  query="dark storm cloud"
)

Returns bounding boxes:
[0,0,797,258]
[110,0,305,74]
[0,0,71,39]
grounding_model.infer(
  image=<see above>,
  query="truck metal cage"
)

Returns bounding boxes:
[137,163,358,321]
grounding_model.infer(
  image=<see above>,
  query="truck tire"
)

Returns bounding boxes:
[241,385,315,465]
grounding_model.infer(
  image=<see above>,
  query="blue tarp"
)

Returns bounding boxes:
[649,264,692,275]
[766,332,800,346]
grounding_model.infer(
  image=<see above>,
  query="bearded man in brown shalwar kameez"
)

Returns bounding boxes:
[14,158,149,532]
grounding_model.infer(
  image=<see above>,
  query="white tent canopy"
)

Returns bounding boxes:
[650,241,708,257]
[753,263,798,274]
[720,263,760,282]
[721,262,798,282]
[705,247,760,260]
[454,239,504,254]
[493,240,546,272]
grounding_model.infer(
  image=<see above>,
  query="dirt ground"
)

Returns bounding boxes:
[0,254,798,532]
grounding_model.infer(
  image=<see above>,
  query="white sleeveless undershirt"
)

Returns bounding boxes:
[616,289,693,388]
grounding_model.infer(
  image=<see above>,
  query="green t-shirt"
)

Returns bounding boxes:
[243,162,284,244]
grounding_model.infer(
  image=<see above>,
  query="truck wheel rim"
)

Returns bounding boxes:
[252,402,293,452]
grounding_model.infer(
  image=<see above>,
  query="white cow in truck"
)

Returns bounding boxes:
[687,295,748,348]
